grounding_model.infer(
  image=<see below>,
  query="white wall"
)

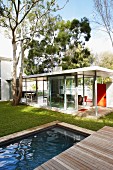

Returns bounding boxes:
[1,60,12,100]
[106,82,113,107]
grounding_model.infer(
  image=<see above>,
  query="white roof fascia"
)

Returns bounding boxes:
[23,66,113,79]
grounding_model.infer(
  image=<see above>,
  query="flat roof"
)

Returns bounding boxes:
[23,66,113,80]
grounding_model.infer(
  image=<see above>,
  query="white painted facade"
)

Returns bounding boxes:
[106,82,113,107]
[0,57,12,101]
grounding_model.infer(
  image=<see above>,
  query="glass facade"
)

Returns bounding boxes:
[48,76,76,110]
[48,77,64,108]
[66,77,75,109]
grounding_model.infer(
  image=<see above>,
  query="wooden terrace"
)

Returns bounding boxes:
[35,125,113,170]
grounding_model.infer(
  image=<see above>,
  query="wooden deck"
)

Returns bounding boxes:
[35,126,113,170]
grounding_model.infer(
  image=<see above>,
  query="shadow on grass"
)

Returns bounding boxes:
[0,101,113,137]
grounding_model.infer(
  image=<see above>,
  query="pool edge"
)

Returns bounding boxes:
[0,120,60,146]
[0,121,94,146]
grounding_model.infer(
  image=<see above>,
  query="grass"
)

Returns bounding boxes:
[0,101,113,137]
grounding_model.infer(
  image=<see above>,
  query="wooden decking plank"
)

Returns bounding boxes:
[70,146,113,169]
[49,159,69,170]
[78,140,113,155]
[77,140,113,161]
[35,166,45,170]
[90,135,113,152]
[54,155,80,170]
[76,143,113,166]
[58,152,89,170]
[67,146,112,170]
[43,161,57,170]
[78,140,113,157]
[40,163,53,170]
[97,129,113,138]
[99,126,113,133]
[53,157,79,170]
[66,147,100,169]
[46,159,68,170]
[92,131,113,141]
[59,151,94,170]
[78,135,113,153]
[36,159,66,170]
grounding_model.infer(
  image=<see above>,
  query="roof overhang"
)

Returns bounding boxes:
[23,66,113,80]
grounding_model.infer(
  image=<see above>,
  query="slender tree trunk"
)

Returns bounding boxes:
[12,30,24,105]
[12,34,18,105]
[18,40,24,103]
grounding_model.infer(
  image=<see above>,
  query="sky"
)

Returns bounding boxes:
[57,0,113,54]
[0,0,112,58]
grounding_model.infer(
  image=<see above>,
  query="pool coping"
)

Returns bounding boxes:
[0,121,94,146]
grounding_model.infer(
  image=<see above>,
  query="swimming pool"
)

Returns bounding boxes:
[0,124,89,170]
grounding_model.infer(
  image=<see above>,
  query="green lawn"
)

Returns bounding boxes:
[0,101,113,137]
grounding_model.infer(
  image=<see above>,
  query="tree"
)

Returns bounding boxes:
[0,0,67,105]
[93,0,113,48]
[56,17,92,69]
[24,15,62,75]
[62,46,94,70]
[25,17,92,74]
[95,52,113,83]
[95,52,113,69]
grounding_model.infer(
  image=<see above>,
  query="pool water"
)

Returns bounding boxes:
[0,126,87,170]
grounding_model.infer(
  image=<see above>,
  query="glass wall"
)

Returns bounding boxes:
[48,76,64,108]
[66,77,75,109]
[48,76,76,110]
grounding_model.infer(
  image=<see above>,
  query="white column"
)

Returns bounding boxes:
[94,71,98,116]
[83,73,85,105]
[75,74,78,111]
[36,79,38,103]
[64,75,67,110]
[25,79,27,103]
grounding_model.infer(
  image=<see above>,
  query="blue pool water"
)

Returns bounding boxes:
[0,126,87,170]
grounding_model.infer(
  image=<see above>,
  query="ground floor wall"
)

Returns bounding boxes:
[0,60,12,101]
[106,82,113,107]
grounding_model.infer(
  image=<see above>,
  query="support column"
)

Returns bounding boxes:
[36,79,38,103]
[43,79,44,102]
[83,73,85,105]
[94,71,98,116]
[64,75,67,110]
[49,79,51,107]
[47,77,48,106]
[75,74,78,111]
[25,79,27,103]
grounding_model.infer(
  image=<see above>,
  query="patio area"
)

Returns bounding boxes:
[21,96,113,119]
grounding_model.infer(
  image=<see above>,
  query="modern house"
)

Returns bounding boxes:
[23,66,113,115]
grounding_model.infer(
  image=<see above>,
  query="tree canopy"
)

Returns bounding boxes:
[25,16,93,75]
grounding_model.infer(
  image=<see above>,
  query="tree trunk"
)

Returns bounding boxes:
[12,38,18,105]
[18,40,24,103]
[12,32,24,106]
